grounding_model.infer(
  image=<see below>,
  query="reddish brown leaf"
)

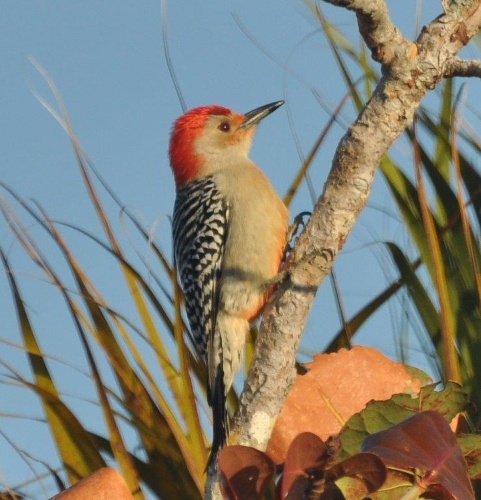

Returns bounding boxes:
[283,478,344,500]
[267,346,423,463]
[279,434,386,499]
[218,445,275,500]
[362,411,474,499]
[52,468,133,499]
[279,432,328,499]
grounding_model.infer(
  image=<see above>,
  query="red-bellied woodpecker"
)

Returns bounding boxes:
[170,101,289,461]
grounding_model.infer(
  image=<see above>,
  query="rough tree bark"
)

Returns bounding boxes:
[206,0,481,497]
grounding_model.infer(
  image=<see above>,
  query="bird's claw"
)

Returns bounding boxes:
[282,211,311,263]
[287,211,311,243]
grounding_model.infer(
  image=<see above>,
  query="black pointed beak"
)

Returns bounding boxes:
[239,100,284,129]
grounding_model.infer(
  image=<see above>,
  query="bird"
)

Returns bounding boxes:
[170,100,289,463]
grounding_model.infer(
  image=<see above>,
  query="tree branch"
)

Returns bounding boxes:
[445,57,481,77]
[235,0,481,450]
[206,0,481,497]
[325,0,413,66]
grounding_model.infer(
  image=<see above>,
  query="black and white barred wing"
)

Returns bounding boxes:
[172,176,229,360]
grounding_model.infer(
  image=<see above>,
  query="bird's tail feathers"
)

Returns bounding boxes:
[208,366,228,468]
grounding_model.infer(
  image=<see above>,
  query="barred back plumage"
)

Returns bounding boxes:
[172,176,229,357]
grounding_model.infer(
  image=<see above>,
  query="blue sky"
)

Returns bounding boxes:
[0,1,476,497]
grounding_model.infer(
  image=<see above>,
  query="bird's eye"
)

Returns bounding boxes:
[218,122,230,133]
